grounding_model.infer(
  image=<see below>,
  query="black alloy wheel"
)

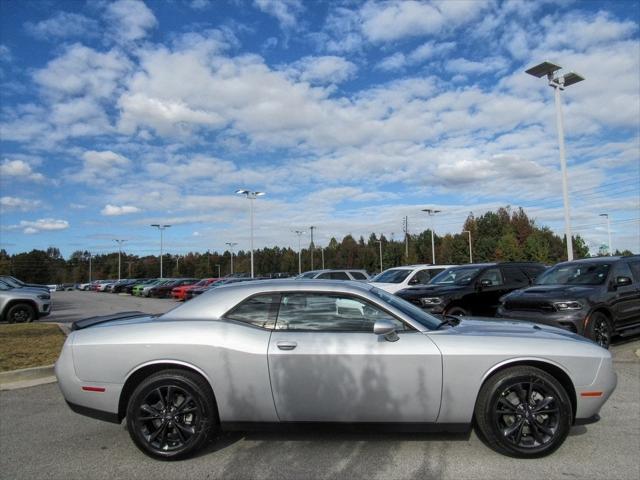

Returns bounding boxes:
[126,369,217,460]
[587,312,612,349]
[7,303,36,323]
[446,306,468,316]
[475,366,571,457]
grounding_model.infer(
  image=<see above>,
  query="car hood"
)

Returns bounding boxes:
[443,317,591,343]
[505,284,597,300]
[397,284,464,297]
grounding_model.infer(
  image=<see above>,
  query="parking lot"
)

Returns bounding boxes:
[1,291,639,480]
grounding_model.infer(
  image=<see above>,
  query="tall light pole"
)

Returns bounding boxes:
[292,230,305,275]
[526,61,584,261]
[84,252,92,283]
[236,190,265,278]
[402,216,409,261]
[599,213,612,256]
[215,264,221,277]
[225,242,238,275]
[150,224,171,278]
[462,230,473,263]
[320,246,325,269]
[309,226,316,270]
[114,239,126,280]
[375,238,383,273]
[422,208,440,264]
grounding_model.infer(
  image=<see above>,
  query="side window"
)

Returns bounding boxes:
[629,262,640,283]
[614,262,635,284]
[501,266,530,286]
[479,268,504,286]
[275,293,407,332]
[316,273,331,279]
[225,294,280,329]
[330,271,350,280]
[350,271,367,280]
[523,266,545,281]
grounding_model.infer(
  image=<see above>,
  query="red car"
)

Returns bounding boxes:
[171,278,219,301]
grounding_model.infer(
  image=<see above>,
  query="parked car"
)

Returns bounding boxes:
[111,279,144,294]
[128,279,158,295]
[90,280,112,292]
[57,279,616,460]
[185,278,255,300]
[149,279,199,298]
[134,280,169,297]
[57,283,76,291]
[77,282,93,291]
[0,279,52,323]
[172,278,219,301]
[296,269,370,281]
[0,275,49,294]
[396,262,546,317]
[369,265,455,293]
[497,256,640,348]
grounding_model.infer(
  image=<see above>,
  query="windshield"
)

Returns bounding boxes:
[369,287,441,330]
[298,272,318,279]
[1,277,21,287]
[371,269,412,284]
[430,267,481,285]
[536,263,611,285]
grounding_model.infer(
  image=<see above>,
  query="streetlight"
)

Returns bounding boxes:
[599,213,612,256]
[422,208,440,264]
[114,239,126,280]
[462,230,473,263]
[309,226,316,269]
[215,264,221,277]
[225,242,238,275]
[235,190,265,278]
[292,230,305,275]
[375,238,383,273]
[526,61,584,261]
[150,224,171,278]
[84,251,92,283]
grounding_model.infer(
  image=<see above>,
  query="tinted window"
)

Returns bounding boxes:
[431,267,481,285]
[614,262,634,284]
[629,261,640,283]
[414,268,443,285]
[479,268,504,286]
[371,269,411,283]
[501,266,530,286]
[276,293,406,332]
[369,288,440,330]
[225,294,280,329]
[330,271,350,280]
[536,263,611,285]
[350,271,367,280]
[522,266,545,281]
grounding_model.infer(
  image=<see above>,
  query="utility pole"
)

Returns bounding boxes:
[422,209,440,264]
[292,231,305,275]
[403,216,409,261]
[309,226,316,270]
[126,261,134,277]
[114,239,126,280]
[176,255,180,275]
[215,264,221,277]
[375,238,383,273]
[599,214,612,256]
[462,230,473,263]
[321,246,325,269]
[225,242,238,275]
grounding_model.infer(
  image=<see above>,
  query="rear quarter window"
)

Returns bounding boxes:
[224,294,280,329]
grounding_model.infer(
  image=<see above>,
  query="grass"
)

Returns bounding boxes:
[0,323,66,372]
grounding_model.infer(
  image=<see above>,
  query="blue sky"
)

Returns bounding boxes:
[1,0,639,258]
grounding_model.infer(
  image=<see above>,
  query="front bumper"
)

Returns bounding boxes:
[496,306,586,334]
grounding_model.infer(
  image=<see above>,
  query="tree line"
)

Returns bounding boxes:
[0,207,633,285]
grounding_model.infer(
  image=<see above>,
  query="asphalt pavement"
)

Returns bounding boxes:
[1,290,638,480]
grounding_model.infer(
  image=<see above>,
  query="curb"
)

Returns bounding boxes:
[0,376,57,391]
[0,364,55,387]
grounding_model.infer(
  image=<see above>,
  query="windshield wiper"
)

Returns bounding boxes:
[435,315,462,329]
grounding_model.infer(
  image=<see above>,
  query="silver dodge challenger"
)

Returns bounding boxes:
[55,280,617,460]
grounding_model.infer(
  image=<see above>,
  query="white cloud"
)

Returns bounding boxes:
[0,44,11,62]
[376,41,456,71]
[254,0,303,29]
[105,0,157,43]
[24,12,98,40]
[0,159,44,182]
[101,204,141,216]
[286,56,357,84]
[17,218,69,234]
[69,150,131,184]
[0,196,41,212]
[446,56,510,75]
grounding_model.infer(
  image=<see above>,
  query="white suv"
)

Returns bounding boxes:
[296,269,371,281]
[369,265,456,293]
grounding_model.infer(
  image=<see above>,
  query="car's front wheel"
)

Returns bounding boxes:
[126,369,218,460]
[586,312,612,349]
[474,366,572,458]
[6,303,36,323]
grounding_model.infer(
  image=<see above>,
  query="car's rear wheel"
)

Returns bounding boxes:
[474,366,572,458]
[446,306,468,316]
[7,303,36,323]
[586,312,612,349]
[126,369,217,460]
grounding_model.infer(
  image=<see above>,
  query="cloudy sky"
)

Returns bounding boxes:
[1,0,638,258]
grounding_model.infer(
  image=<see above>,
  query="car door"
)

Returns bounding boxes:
[268,291,442,422]
[609,261,640,327]
[468,267,507,316]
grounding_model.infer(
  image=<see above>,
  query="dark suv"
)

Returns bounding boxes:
[497,255,640,348]
[395,262,546,317]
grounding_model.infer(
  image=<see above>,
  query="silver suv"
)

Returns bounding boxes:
[296,269,371,281]
[0,279,52,323]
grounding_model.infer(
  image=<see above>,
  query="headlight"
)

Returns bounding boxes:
[421,297,443,305]
[553,301,583,311]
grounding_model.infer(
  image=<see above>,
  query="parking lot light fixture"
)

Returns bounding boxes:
[114,239,126,280]
[235,190,265,278]
[599,214,612,256]
[150,224,172,278]
[526,61,584,261]
[292,230,306,275]
[375,239,383,273]
[462,230,473,263]
[422,209,441,264]
[225,242,238,275]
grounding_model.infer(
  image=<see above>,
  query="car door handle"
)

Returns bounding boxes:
[277,341,297,350]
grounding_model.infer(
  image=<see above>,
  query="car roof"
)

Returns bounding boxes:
[556,256,639,266]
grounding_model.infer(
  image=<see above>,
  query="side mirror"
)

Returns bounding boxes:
[615,276,632,288]
[478,279,492,289]
[408,277,419,285]
[373,319,399,342]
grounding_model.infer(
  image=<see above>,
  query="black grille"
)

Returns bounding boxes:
[503,300,556,313]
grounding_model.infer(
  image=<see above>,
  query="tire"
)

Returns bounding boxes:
[126,369,217,460]
[474,366,572,458]
[586,312,613,349]
[446,306,468,316]
[7,303,36,323]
